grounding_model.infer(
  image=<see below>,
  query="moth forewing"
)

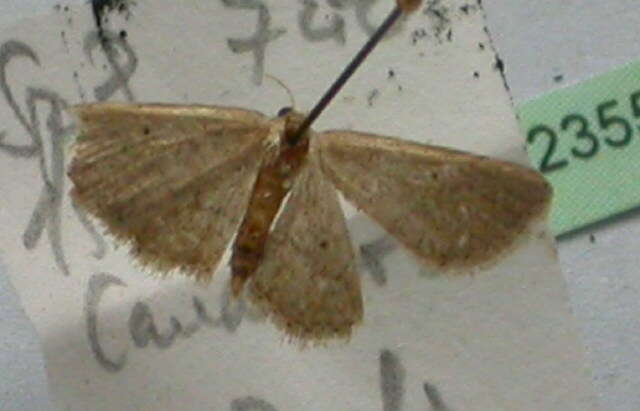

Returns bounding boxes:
[315,130,552,273]
[249,152,363,342]
[68,103,272,280]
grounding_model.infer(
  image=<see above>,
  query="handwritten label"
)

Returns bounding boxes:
[219,0,415,86]
[85,271,455,410]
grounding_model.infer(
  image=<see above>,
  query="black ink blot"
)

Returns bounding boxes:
[91,0,133,35]
[424,0,451,43]
[493,56,505,73]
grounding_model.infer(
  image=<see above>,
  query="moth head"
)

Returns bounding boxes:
[276,108,309,147]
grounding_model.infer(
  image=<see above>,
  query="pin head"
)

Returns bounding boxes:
[397,0,422,13]
[277,106,293,117]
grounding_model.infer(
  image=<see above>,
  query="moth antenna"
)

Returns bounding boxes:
[264,73,296,110]
[289,0,421,144]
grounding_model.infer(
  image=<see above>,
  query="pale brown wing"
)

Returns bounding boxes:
[248,154,363,342]
[315,131,552,272]
[68,103,271,279]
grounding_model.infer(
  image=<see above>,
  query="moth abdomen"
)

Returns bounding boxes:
[230,112,311,296]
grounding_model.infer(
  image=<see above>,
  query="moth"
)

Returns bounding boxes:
[67,0,551,342]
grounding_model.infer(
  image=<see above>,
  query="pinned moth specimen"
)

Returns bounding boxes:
[68,0,551,341]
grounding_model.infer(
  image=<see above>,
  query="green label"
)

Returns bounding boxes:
[517,60,640,235]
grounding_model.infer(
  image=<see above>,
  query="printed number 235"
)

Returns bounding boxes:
[526,90,640,174]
